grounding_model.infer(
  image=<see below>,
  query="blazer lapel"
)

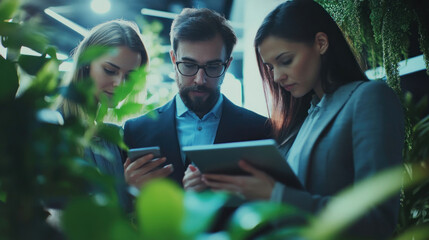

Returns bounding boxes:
[214,96,242,143]
[297,81,364,186]
[157,98,185,173]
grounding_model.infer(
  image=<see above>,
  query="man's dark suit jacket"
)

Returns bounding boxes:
[123,95,271,185]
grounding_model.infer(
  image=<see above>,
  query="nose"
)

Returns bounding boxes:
[273,68,286,84]
[112,74,125,87]
[193,68,206,85]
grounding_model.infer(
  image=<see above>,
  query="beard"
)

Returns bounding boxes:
[179,85,220,115]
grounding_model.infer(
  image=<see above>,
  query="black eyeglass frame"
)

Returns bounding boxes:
[175,58,231,78]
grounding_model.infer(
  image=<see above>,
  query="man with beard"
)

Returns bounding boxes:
[123,8,270,191]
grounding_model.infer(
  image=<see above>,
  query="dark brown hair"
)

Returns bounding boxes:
[254,0,368,140]
[170,8,237,58]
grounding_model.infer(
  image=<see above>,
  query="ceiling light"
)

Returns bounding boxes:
[141,8,177,19]
[44,8,88,36]
[91,0,111,14]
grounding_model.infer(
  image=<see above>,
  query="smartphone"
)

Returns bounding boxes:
[128,146,161,162]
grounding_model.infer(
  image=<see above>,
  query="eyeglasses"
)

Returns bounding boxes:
[175,59,230,78]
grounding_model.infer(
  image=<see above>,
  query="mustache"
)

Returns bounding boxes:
[182,85,211,92]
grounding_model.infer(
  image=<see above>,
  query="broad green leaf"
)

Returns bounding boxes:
[0,0,19,21]
[228,201,302,240]
[0,22,47,52]
[78,46,115,67]
[95,100,108,123]
[113,102,143,120]
[112,65,147,105]
[62,197,134,240]
[136,179,185,240]
[96,123,127,150]
[303,164,429,240]
[18,55,50,75]
[182,191,229,238]
[45,46,59,60]
[394,224,429,240]
[30,59,59,94]
[0,55,18,101]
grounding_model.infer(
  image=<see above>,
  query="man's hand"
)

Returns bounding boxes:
[183,165,207,192]
[124,154,173,189]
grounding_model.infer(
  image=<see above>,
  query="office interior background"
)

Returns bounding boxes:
[2,0,428,117]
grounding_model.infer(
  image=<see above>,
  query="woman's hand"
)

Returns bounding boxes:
[183,165,207,192]
[202,160,275,200]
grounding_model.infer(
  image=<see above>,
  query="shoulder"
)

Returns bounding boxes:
[124,99,173,129]
[353,80,397,97]
[223,96,267,121]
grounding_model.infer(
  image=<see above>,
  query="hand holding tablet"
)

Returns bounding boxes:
[182,139,303,189]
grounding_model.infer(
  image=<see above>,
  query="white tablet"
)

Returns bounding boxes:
[182,139,302,189]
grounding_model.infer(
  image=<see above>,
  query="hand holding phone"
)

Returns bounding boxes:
[128,146,161,162]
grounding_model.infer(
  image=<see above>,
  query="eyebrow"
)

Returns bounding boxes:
[106,62,120,69]
[181,57,224,64]
[275,52,292,61]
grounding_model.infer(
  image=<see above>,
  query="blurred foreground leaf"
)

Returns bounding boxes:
[394,223,429,240]
[18,55,50,75]
[0,0,19,21]
[228,202,302,240]
[96,123,127,150]
[62,197,136,240]
[78,46,115,67]
[182,191,229,238]
[0,55,18,101]
[136,179,185,240]
[304,164,429,240]
[0,21,48,53]
[112,65,147,106]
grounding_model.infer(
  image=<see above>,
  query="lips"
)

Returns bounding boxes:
[103,91,114,97]
[190,90,209,97]
[282,84,295,91]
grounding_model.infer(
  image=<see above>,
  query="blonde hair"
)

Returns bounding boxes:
[58,19,149,119]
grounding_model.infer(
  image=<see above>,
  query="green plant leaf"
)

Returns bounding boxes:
[0,22,48,53]
[96,123,127,150]
[0,0,19,21]
[228,201,302,240]
[0,55,18,101]
[182,191,229,238]
[29,59,59,94]
[136,179,185,240]
[78,46,115,67]
[18,55,50,75]
[62,197,136,240]
[303,164,429,240]
[113,102,144,120]
[394,223,429,240]
[112,65,147,105]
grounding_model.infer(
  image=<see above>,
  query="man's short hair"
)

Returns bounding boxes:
[170,8,237,58]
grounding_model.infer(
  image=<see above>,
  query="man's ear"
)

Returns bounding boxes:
[315,32,329,55]
[226,56,233,69]
[169,49,176,64]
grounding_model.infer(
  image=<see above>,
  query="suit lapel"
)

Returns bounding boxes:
[214,96,242,143]
[297,81,364,186]
[157,99,185,173]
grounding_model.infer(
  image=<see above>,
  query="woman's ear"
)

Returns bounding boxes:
[315,32,329,55]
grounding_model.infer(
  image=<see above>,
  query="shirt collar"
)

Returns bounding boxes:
[175,94,224,118]
[308,94,326,114]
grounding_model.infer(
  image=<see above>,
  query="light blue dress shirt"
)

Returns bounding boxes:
[286,94,326,176]
[175,94,223,163]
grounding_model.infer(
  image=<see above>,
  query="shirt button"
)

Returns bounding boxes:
[197,126,202,131]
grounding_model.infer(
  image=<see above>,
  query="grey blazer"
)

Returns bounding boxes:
[272,81,404,239]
